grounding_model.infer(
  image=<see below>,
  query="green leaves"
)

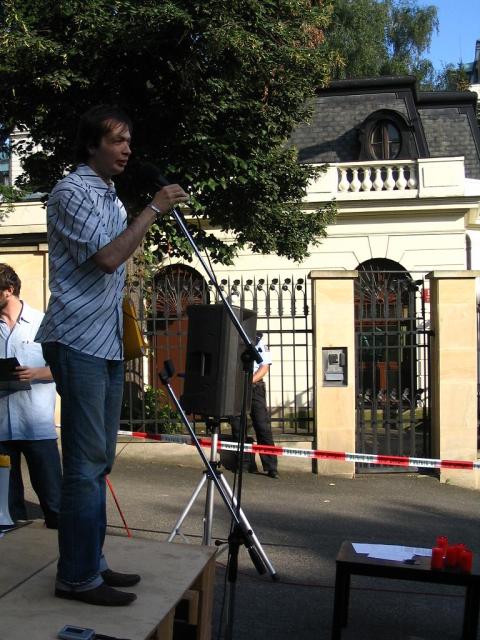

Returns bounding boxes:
[0,0,337,264]
[324,0,439,87]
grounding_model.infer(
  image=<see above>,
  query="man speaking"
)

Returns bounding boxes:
[36,105,188,606]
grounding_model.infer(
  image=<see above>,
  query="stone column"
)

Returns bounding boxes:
[309,270,358,477]
[428,271,480,490]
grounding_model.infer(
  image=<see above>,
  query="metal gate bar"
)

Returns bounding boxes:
[355,267,431,468]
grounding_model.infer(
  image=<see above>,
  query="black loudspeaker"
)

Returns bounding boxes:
[181,304,257,417]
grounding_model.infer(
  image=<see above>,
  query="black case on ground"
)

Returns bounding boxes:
[218,434,256,472]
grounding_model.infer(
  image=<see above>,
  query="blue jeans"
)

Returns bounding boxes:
[42,342,124,590]
[0,439,62,527]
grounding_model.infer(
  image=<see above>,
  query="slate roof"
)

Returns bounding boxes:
[289,76,480,180]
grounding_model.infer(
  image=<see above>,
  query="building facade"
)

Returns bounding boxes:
[1,76,480,482]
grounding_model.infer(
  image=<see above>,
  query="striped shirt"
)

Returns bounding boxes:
[35,164,127,360]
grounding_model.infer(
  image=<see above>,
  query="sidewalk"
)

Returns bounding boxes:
[23,439,480,639]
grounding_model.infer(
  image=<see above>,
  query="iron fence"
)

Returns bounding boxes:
[121,267,313,436]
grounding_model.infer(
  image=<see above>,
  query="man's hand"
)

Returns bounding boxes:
[92,183,189,274]
[14,366,53,382]
[150,184,189,215]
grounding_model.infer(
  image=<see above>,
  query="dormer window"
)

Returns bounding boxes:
[359,110,415,161]
[370,121,401,160]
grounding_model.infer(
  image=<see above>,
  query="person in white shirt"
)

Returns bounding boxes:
[231,333,278,478]
[0,263,61,528]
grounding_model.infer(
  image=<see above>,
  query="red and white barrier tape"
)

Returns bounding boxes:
[117,429,480,471]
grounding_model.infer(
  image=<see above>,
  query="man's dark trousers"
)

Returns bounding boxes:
[0,439,61,527]
[231,380,277,473]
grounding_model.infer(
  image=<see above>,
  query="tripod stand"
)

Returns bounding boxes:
[166,416,276,578]
[161,367,276,579]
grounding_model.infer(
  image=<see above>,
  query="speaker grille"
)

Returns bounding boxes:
[181,304,257,417]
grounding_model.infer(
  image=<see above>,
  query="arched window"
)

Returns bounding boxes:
[149,265,210,409]
[358,110,415,161]
[355,258,414,323]
[370,121,401,160]
[154,264,209,320]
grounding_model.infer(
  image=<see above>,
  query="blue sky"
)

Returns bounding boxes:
[422,0,478,70]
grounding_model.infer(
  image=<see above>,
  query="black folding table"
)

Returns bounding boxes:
[332,541,480,639]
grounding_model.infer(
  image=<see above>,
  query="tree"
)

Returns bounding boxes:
[433,63,480,125]
[324,0,439,87]
[434,63,471,92]
[0,0,339,265]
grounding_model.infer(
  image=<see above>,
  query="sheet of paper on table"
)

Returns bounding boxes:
[352,543,432,561]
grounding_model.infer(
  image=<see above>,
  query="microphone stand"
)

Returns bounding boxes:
[154,180,277,637]
[159,361,267,575]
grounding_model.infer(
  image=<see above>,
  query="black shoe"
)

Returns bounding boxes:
[248,466,259,474]
[55,584,137,606]
[101,569,141,587]
[267,470,279,479]
[44,517,58,530]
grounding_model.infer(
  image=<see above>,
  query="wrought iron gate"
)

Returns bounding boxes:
[355,263,431,466]
[121,266,313,435]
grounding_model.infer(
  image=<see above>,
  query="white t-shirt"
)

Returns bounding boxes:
[254,337,272,374]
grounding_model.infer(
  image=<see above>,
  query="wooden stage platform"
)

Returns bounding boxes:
[0,522,216,640]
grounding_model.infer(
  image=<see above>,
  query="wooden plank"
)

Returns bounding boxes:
[180,589,200,625]
[0,522,216,640]
[153,610,174,640]
[191,555,216,640]
[0,523,58,598]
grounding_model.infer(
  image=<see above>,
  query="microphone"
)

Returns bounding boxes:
[138,162,189,223]
[137,161,171,190]
[155,173,171,188]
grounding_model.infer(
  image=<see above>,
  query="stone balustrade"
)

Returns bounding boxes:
[305,157,467,202]
[337,160,417,193]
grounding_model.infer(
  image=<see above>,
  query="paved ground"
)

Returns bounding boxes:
[20,440,480,640]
